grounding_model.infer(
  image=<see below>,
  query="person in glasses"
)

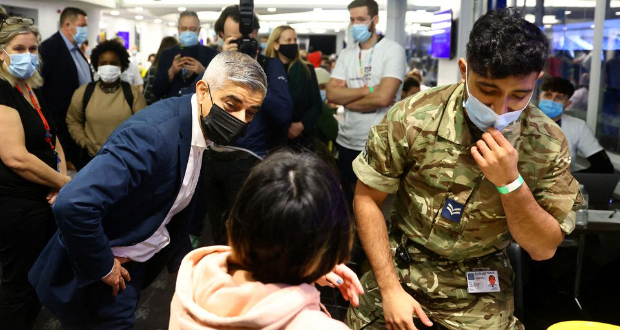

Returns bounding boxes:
[39,7,93,169]
[0,18,72,330]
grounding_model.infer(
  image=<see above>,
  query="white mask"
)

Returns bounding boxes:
[462,63,532,132]
[97,65,121,83]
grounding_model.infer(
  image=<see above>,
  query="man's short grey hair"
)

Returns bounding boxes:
[203,51,267,96]
[179,11,200,26]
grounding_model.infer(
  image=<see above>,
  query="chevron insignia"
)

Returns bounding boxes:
[441,198,465,223]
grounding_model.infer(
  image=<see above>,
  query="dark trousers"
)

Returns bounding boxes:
[336,143,362,210]
[0,196,56,330]
[60,261,147,330]
[191,150,260,244]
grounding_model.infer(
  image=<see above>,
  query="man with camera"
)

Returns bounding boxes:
[153,11,218,98]
[190,4,293,246]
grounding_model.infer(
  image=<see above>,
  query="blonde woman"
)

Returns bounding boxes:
[0,17,71,330]
[266,26,322,149]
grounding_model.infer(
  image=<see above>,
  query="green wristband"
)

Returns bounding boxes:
[369,86,374,93]
[496,174,524,194]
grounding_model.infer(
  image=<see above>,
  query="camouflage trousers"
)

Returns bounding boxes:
[345,235,524,330]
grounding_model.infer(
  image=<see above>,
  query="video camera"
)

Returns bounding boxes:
[235,0,258,57]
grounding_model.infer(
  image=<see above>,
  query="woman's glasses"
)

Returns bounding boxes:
[0,17,35,31]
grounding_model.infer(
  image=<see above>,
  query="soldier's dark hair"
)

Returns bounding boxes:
[347,0,379,18]
[214,5,260,36]
[403,76,420,91]
[90,39,130,71]
[466,8,548,79]
[541,77,575,98]
[227,150,353,285]
[178,10,200,26]
[60,7,87,26]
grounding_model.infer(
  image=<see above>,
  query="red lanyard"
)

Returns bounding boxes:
[15,83,55,151]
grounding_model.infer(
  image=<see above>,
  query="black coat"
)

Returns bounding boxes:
[39,31,93,161]
[153,44,218,98]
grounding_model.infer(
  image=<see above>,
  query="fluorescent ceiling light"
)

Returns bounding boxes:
[110,10,120,16]
[135,15,143,20]
[565,11,571,14]
[154,18,162,23]
[544,24,552,28]
[617,11,620,15]
[178,7,187,12]
[135,7,143,11]
[268,8,277,12]
[168,22,176,27]
[334,28,340,32]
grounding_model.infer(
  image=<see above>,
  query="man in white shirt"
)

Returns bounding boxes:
[29,52,267,329]
[539,77,614,173]
[326,0,406,206]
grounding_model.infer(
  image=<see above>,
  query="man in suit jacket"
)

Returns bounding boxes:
[153,11,218,99]
[39,7,93,167]
[29,51,267,329]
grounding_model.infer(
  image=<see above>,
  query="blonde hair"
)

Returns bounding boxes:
[0,19,43,88]
[265,25,309,76]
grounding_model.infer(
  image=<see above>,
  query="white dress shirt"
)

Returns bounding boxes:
[110,94,207,263]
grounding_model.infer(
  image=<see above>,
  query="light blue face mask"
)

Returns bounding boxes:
[538,99,564,119]
[350,18,374,43]
[3,49,39,79]
[463,64,532,132]
[72,25,88,45]
[320,90,327,102]
[179,31,198,47]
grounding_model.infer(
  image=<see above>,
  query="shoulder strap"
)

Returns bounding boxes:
[82,82,97,113]
[120,81,134,114]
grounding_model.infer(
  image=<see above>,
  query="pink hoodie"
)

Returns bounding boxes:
[169,246,351,330]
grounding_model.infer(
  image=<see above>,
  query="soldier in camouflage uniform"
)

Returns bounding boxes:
[346,8,581,330]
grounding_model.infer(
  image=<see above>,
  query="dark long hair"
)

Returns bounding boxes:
[152,36,179,68]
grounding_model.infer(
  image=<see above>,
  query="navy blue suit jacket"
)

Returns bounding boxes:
[29,95,198,322]
[152,44,218,98]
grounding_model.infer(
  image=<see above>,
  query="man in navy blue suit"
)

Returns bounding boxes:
[29,51,267,329]
[152,11,218,98]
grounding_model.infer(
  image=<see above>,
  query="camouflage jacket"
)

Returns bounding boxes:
[353,83,581,260]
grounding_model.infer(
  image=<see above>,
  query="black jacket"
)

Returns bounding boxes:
[153,44,218,98]
[39,31,93,161]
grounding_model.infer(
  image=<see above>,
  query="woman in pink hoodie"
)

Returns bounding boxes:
[170,150,363,330]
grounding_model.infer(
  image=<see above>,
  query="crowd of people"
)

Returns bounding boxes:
[0,0,606,329]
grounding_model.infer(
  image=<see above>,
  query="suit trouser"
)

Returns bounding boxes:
[60,260,147,330]
[0,196,56,330]
[191,150,259,244]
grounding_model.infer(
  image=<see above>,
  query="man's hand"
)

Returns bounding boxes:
[471,128,519,187]
[288,122,304,139]
[383,288,433,330]
[101,257,131,297]
[316,264,365,307]
[183,56,205,75]
[222,36,239,52]
[168,54,187,81]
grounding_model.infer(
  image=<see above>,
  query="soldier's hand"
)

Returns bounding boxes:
[471,127,519,188]
[383,288,432,330]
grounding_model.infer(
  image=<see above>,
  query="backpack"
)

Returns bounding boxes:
[83,81,134,114]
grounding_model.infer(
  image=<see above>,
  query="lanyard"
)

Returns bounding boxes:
[15,84,55,152]
[358,41,377,87]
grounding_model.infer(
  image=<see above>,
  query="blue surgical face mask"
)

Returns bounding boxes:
[3,49,39,79]
[538,99,564,119]
[320,90,327,102]
[350,18,374,43]
[463,64,532,132]
[260,42,267,50]
[72,25,88,45]
[179,31,198,47]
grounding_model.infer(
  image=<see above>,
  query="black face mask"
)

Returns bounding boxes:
[278,44,298,61]
[200,85,248,146]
